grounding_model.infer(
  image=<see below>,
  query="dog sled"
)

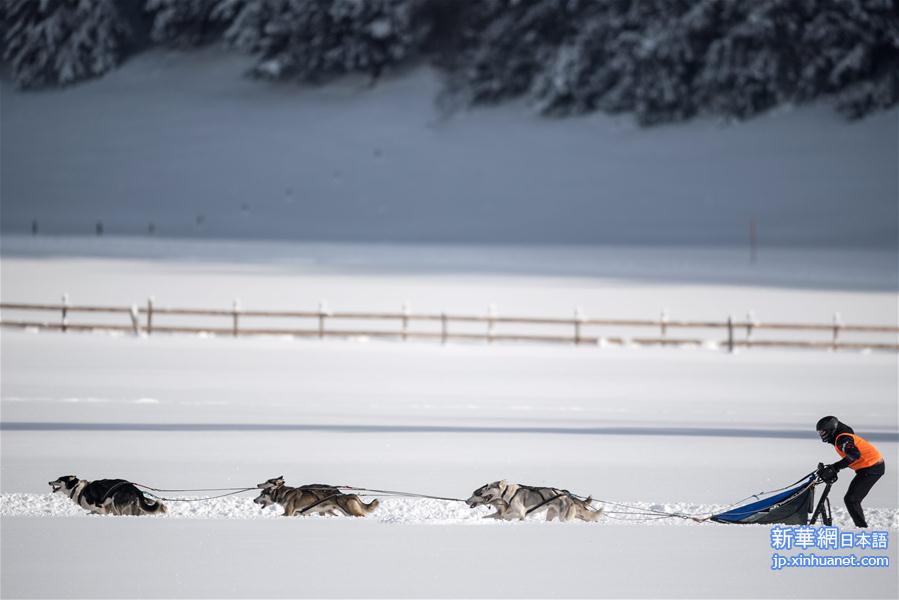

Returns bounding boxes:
[48,470,837,526]
[709,471,833,526]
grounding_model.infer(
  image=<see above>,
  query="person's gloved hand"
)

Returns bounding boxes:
[816,463,838,484]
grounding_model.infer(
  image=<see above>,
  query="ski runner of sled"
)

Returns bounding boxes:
[815,416,885,528]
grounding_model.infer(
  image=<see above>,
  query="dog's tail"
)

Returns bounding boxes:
[363,498,380,513]
[586,505,604,521]
[138,493,167,514]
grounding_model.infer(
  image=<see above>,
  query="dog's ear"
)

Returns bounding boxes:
[498,479,508,487]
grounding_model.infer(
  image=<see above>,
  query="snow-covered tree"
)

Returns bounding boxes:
[2,0,895,122]
[145,0,228,47]
[442,0,706,123]
[441,0,898,123]
[217,0,432,82]
[2,0,131,88]
[693,1,806,118]
[528,1,706,124]
[437,0,585,106]
[693,0,899,120]
[798,0,899,119]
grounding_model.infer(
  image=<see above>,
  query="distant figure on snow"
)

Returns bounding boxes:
[815,416,884,528]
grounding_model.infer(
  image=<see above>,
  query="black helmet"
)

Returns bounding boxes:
[816,416,839,443]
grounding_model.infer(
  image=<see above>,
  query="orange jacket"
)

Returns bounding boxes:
[834,433,883,470]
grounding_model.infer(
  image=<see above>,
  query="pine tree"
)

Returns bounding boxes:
[529,0,707,123]
[217,0,431,82]
[145,0,228,47]
[800,0,899,119]
[1,0,895,122]
[437,0,586,106]
[696,1,815,118]
[442,0,898,123]
[2,0,131,88]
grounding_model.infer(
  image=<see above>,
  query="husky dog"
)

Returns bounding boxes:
[49,475,167,516]
[467,480,603,522]
[254,479,379,517]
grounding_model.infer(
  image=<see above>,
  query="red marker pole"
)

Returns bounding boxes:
[749,218,758,264]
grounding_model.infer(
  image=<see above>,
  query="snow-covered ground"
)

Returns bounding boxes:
[2,50,897,247]
[1,330,897,598]
[2,236,897,330]
[2,238,897,597]
[5,515,894,599]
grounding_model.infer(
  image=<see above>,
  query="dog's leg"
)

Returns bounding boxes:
[285,498,303,516]
[107,498,122,516]
[481,502,508,519]
[508,500,527,521]
[341,499,361,517]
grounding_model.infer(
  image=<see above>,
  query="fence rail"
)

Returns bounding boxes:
[1,300,897,353]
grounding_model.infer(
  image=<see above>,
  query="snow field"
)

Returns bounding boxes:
[2,240,897,597]
[3,511,897,599]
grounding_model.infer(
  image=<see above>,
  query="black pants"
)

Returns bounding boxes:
[844,461,885,528]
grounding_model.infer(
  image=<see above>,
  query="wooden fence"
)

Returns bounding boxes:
[1,299,897,352]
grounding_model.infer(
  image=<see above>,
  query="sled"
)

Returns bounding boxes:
[710,474,821,525]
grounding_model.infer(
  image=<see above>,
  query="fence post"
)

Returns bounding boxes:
[146,297,154,335]
[746,310,755,349]
[129,304,140,336]
[401,302,409,341]
[61,293,69,333]
[487,304,496,344]
[727,315,734,353]
[660,308,668,338]
[574,307,583,345]
[318,300,327,339]
[232,299,240,338]
[832,312,842,351]
[441,312,448,345]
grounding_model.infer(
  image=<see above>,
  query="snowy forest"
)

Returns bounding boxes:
[2,0,898,125]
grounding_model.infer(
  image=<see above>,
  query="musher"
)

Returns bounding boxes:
[815,415,885,528]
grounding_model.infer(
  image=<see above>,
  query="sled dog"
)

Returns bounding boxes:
[466,480,603,522]
[254,478,378,517]
[49,475,167,516]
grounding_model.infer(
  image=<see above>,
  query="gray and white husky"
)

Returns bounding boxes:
[49,475,167,516]
[254,477,378,517]
[467,480,603,522]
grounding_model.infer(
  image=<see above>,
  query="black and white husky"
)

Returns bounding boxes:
[49,475,167,516]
